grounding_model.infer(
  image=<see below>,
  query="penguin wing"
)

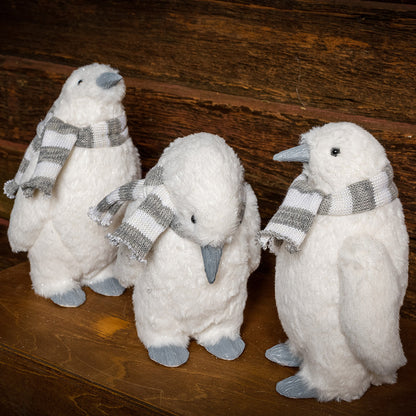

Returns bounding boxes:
[8,190,51,252]
[338,234,406,375]
[242,183,261,273]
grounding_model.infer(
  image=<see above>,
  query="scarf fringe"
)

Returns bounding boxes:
[4,179,18,199]
[106,233,147,263]
[21,177,55,198]
[88,206,118,227]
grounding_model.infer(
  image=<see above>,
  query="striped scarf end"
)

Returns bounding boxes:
[257,231,279,252]
[106,232,147,263]
[258,230,299,254]
[88,207,112,226]
[285,242,300,254]
[4,179,18,199]
[21,178,54,198]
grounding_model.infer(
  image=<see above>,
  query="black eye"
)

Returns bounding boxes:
[331,147,341,157]
[77,79,83,85]
[191,215,196,224]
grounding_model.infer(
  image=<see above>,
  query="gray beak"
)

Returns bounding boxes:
[201,245,223,284]
[96,72,123,89]
[273,143,310,163]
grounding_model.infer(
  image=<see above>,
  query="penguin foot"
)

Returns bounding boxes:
[276,375,318,399]
[88,277,125,296]
[50,287,86,308]
[148,345,189,367]
[204,336,245,360]
[265,342,302,367]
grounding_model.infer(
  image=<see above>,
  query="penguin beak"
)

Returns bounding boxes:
[200,245,223,284]
[273,143,310,163]
[96,72,123,89]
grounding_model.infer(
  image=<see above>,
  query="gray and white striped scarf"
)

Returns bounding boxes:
[89,165,176,262]
[259,165,398,253]
[4,111,129,199]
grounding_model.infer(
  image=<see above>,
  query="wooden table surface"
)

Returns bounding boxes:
[0,227,415,416]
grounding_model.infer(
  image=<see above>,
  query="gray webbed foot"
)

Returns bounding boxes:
[88,277,125,296]
[276,374,318,399]
[204,336,245,360]
[265,342,302,367]
[148,345,189,367]
[50,287,86,307]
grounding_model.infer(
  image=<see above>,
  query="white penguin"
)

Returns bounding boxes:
[5,63,141,307]
[260,122,408,401]
[96,133,261,367]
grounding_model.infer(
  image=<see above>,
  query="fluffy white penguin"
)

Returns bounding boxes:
[259,122,408,401]
[90,132,261,367]
[5,63,141,307]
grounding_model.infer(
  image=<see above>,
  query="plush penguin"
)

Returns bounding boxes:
[4,63,141,307]
[90,132,261,367]
[259,122,408,401]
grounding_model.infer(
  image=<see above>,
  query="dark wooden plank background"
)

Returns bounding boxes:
[0,1,415,414]
[1,0,415,123]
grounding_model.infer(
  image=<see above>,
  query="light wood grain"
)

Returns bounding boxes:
[1,257,415,416]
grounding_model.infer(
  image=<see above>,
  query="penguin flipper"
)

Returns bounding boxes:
[242,183,261,273]
[8,191,51,252]
[338,235,406,376]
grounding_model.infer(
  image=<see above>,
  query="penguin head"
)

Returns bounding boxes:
[53,63,126,126]
[274,122,389,194]
[161,133,246,283]
[163,133,245,247]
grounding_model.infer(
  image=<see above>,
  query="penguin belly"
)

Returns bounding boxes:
[133,228,250,348]
[42,141,140,280]
[274,201,408,400]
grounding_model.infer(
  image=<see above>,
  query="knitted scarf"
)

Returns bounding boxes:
[89,165,176,262]
[259,164,398,253]
[4,112,129,199]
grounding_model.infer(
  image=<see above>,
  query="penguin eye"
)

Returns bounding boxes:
[191,215,196,224]
[77,79,83,85]
[330,147,341,157]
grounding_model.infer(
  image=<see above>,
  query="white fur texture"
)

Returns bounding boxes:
[8,63,141,297]
[116,133,261,349]
[273,122,408,401]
